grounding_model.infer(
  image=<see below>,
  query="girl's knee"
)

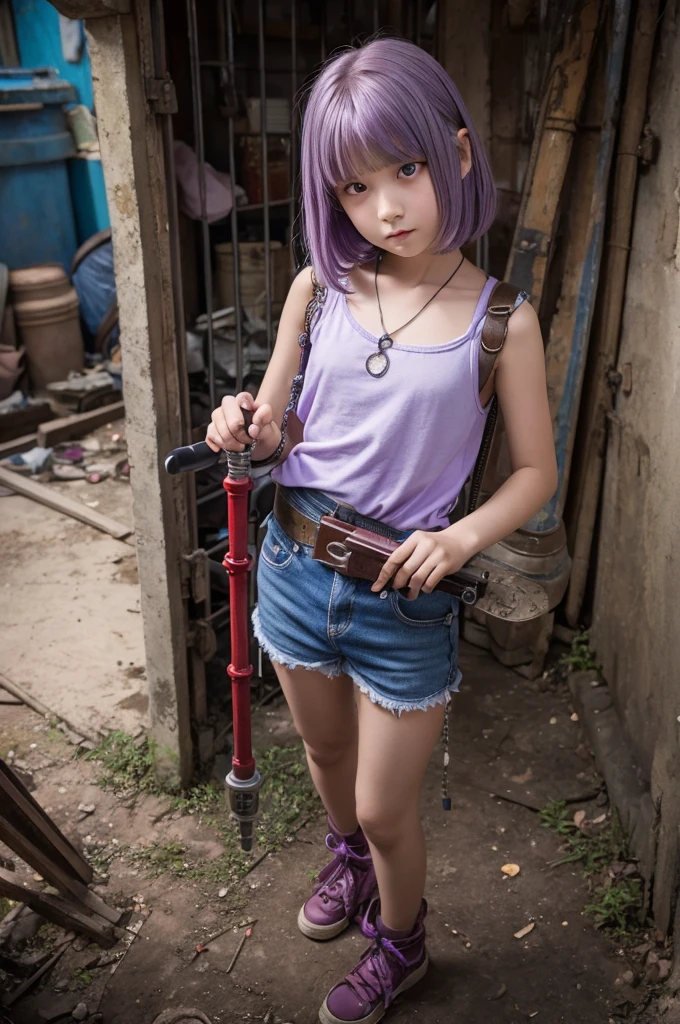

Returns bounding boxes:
[304,736,355,770]
[356,802,414,847]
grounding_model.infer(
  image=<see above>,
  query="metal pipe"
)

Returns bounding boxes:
[320,2,327,63]
[258,0,273,355]
[186,0,216,410]
[224,0,245,395]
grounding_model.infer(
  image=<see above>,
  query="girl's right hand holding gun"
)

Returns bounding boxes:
[205,392,281,459]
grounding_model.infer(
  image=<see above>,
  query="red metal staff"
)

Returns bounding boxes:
[165,423,261,851]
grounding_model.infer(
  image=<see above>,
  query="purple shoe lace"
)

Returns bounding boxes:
[341,932,409,1010]
[313,833,375,918]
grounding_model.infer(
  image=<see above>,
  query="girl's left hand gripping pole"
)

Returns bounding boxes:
[165,419,262,852]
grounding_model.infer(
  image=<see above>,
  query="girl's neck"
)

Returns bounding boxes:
[377,247,465,288]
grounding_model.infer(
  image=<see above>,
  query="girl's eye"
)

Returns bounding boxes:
[344,181,367,195]
[400,162,420,177]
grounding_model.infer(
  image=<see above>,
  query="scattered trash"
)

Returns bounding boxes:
[549,716,558,725]
[52,464,87,481]
[573,810,586,829]
[501,863,520,877]
[570,712,579,721]
[52,444,85,465]
[2,446,53,474]
[489,983,507,1001]
[513,922,535,939]
[225,925,253,975]
[218,887,228,898]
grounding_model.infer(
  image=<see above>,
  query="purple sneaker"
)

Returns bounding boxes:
[318,898,428,1024]
[298,818,377,941]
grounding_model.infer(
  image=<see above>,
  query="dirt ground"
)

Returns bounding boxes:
[1,423,677,1022]
[0,417,148,740]
[1,642,677,1024]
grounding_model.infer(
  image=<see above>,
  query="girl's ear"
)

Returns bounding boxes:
[457,128,472,179]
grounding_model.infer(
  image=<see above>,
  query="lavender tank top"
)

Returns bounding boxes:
[272,275,498,531]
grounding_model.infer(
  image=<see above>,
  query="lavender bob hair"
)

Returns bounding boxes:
[300,38,496,292]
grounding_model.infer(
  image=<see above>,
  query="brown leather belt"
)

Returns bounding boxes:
[273,486,321,546]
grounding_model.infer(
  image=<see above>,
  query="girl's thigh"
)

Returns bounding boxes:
[272,662,358,750]
[355,692,445,825]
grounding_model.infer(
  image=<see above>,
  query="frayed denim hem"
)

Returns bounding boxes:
[251,606,343,678]
[341,663,463,716]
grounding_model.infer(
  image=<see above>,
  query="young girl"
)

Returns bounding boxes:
[206,37,556,1024]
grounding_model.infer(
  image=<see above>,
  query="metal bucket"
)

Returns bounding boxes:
[14,287,83,391]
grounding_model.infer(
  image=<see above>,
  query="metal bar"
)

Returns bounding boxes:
[187,0,216,410]
[320,2,327,63]
[290,0,297,272]
[197,486,227,507]
[258,0,273,355]
[225,0,245,396]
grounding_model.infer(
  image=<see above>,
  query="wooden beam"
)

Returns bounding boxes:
[0,433,38,458]
[37,400,125,447]
[0,467,133,539]
[0,761,92,885]
[85,10,195,785]
[0,870,118,950]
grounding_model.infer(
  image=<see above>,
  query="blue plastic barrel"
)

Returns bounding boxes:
[0,67,78,272]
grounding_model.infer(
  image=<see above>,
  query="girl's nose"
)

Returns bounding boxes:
[377,190,403,223]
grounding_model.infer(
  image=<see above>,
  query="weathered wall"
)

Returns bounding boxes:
[591,2,680,934]
[82,11,195,786]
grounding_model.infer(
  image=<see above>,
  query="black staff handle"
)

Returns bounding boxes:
[165,409,254,475]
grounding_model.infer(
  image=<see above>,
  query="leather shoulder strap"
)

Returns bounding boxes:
[478,281,525,392]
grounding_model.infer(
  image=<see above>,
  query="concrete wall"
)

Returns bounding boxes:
[591,1,680,935]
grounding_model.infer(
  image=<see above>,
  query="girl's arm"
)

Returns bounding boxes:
[371,300,558,597]
[206,267,314,460]
[452,298,558,556]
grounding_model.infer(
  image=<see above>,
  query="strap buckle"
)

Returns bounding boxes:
[487,303,514,316]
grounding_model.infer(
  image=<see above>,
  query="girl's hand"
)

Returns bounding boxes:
[370,528,474,600]
[205,392,280,454]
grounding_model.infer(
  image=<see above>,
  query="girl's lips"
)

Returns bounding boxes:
[387,229,413,239]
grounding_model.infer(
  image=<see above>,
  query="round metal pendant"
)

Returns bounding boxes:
[365,333,393,378]
[366,351,390,377]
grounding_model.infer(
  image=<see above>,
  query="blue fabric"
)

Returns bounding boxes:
[72,239,118,354]
[252,487,461,713]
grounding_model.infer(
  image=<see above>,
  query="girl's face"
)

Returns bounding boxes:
[334,128,471,259]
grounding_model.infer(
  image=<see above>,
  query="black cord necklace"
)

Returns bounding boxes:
[366,251,466,378]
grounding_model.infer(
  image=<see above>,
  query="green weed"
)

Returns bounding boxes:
[81,731,160,795]
[560,632,600,673]
[540,799,644,941]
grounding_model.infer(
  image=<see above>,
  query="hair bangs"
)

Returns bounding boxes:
[319,87,426,192]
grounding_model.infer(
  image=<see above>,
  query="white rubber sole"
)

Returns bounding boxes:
[317,953,429,1024]
[297,903,350,941]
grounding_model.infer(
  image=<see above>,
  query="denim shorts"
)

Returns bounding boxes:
[252,486,462,714]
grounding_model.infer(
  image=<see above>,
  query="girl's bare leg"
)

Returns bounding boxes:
[273,662,359,834]
[355,693,445,931]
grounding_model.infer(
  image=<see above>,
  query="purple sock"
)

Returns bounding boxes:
[329,817,365,847]
[377,915,414,941]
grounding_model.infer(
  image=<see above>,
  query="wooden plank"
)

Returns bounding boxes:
[505,0,601,302]
[0,686,22,704]
[0,761,92,885]
[1,939,69,1007]
[37,399,125,447]
[0,670,99,745]
[0,433,38,458]
[0,816,122,925]
[564,0,661,626]
[0,870,118,951]
[0,466,133,539]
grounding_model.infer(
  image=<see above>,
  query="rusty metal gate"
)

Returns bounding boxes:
[153,0,439,769]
